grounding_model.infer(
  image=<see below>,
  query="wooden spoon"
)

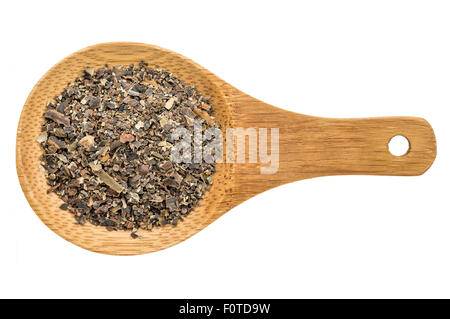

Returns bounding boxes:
[16,42,437,255]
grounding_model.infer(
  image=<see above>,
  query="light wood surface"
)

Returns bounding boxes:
[16,42,437,255]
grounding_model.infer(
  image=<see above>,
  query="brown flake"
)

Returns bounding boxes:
[93,169,124,193]
[194,107,215,126]
[79,135,95,148]
[200,103,211,111]
[44,109,70,126]
[47,136,66,149]
[36,131,48,143]
[100,154,110,162]
[84,67,95,76]
[89,162,102,172]
[164,97,175,110]
[120,133,135,143]
[138,164,150,175]
[160,161,172,171]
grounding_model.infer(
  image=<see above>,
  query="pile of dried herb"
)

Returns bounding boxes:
[38,61,218,238]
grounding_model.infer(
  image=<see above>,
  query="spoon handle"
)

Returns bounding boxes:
[231,102,436,202]
[290,116,436,176]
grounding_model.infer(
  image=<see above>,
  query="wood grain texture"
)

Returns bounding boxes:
[16,42,437,255]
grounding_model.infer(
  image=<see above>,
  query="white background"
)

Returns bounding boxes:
[1,0,450,298]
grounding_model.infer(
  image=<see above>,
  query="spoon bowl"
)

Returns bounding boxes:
[16,42,436,255]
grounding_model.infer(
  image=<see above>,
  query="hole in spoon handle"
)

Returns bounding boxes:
[388,135,410,157]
